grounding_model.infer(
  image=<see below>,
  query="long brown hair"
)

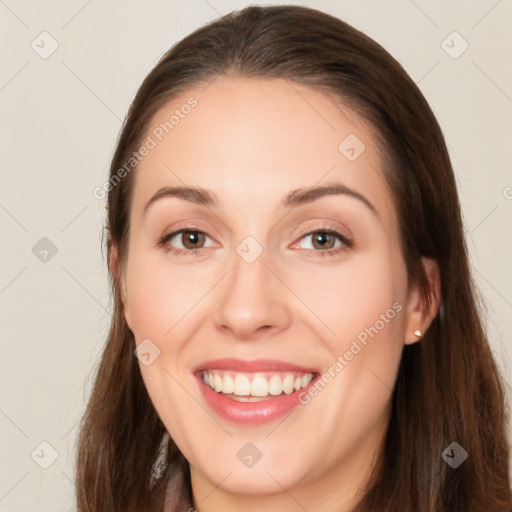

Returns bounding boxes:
[75,5,512,511]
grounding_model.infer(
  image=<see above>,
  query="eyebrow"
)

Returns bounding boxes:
[143,182,378,217]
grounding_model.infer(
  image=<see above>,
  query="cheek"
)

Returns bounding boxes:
[289,251,406,346]
[292,262,405,457]
[292,250,407,409]
[124,251,209,341]
[123,252,205,441]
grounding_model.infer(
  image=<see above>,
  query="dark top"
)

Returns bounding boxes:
[149,459,193,512]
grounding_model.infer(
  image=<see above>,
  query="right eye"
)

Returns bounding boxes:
[158,229,216,256]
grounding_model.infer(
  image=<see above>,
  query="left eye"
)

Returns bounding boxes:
[293,230,350,252]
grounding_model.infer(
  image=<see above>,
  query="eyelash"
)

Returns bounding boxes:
[157,225,353,258]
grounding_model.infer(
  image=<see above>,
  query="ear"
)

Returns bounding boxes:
[403,257,441,345]
[108,242,132,329]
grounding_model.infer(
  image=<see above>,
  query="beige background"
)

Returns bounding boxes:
[0,0,511,510]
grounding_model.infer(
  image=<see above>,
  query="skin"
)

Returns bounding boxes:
[110,76,440,512]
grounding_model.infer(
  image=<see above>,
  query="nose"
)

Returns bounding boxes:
[212,248,292,340]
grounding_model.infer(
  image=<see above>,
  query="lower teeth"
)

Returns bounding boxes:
[222,393,278,402]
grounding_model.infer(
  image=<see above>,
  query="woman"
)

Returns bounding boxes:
[76,5,512,511]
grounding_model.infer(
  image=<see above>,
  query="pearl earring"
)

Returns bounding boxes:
[414,329,422,337]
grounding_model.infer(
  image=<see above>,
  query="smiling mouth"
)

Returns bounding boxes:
[198,369,317,401]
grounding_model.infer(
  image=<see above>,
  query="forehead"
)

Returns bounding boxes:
[130,76,396,227]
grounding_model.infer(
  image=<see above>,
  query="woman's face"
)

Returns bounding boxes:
[118,76,429,506]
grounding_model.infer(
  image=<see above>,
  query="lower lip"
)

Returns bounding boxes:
[196,373,318,425]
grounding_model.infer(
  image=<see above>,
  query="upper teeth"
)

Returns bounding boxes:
[202,370,314,396]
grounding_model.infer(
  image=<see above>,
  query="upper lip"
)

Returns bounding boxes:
[193,358,319,374]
